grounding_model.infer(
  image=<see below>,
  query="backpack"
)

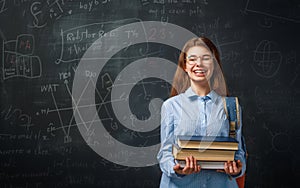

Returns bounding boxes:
[223,97,247,188]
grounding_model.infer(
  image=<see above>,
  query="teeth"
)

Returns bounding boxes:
[195,70,206,73]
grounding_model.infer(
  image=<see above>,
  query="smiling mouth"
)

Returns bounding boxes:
[194,70,206,74]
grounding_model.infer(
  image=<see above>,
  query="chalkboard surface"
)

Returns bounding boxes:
[0,0,299,187]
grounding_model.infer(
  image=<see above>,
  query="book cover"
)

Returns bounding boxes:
[172,145,236,162]
[177,160,225,169]
[177,135,238,150]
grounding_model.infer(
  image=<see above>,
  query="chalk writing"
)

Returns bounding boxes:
[28,0,73,28]
[55,18,142,64]
[79,0,112,12]
[0,106,33,130]
[0,0,298,187]
[142,0,207,19]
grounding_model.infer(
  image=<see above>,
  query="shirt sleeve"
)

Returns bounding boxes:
[232,104,247,178]
[157,101,184,179]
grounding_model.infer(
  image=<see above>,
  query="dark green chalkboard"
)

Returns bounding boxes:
[0,0,299,187]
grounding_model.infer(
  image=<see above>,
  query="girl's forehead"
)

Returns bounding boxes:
[186,46,211,55]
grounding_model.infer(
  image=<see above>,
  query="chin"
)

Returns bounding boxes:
[192,74,209,80]
[191,77,209,83]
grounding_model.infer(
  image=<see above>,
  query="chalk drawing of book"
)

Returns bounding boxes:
[2,34,42,80]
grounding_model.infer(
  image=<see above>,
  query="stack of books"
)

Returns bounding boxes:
[173,135,239,169]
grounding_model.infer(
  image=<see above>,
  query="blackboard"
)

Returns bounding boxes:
[0,0,299,187]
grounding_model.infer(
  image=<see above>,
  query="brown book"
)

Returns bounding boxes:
[177,135,238,150]
[177,160,225,169]
[172,145,236,162]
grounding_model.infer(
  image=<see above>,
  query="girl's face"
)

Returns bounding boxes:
[184,46,214,84]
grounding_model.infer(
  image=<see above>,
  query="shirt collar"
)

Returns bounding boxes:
[185,87,218,103]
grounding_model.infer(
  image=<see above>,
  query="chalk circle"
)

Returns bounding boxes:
[72,21,197,167]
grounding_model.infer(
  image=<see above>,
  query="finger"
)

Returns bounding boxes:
[193,157,198,172]
[237,160,243,173]
[237,160,242,170]
[232,161,238,172]
[186,156,194,174]
[194,158,201,173]
[224,161,229,174]
[189,156,194,169]
[185,156,190,167]
[173,164,180,171]
[183,166,192,174]
[173,164,183,174]
[196,165,201,173]
[183,157,191,174]
[229,162,233,173]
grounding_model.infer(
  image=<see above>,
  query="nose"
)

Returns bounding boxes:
[195,58,203,65]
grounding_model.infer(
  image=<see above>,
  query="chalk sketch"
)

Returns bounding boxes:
[252,40,282,78]
[0,0,7,14]
[47,73,124,144]
[243,0,300,23]
[72,21,197,167]
[2,34,42,80]
[28,0,72,28]
[262,124,291,153]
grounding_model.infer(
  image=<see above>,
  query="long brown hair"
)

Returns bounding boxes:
[170,37,228,97]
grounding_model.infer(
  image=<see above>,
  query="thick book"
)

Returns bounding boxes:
[177,135,238,150]
[172,145,236,162]
[177,160,225,169]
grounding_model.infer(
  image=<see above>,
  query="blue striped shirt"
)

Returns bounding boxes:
[157,87,246,188]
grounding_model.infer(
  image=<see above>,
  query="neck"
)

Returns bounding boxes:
[190,81,211,96]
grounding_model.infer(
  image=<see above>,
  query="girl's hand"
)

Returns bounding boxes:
[217,160,242,176]
[173,156,201,175]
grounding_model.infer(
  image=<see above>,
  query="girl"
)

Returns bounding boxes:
[157,37,246,188]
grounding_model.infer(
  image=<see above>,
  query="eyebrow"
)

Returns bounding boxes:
[187,54,211,57]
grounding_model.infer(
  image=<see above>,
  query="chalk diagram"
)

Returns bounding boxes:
[46,19,153,145]
[70,21,197,167]
[46,21,186,168]
[2,34,42,80]
[47,76,117,144]
[242,0,300,24]
[252,40,282,78]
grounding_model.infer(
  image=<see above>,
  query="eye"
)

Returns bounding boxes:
[202,55,211,61]
[187,56,198,61]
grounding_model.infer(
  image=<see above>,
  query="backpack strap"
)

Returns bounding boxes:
[223,97,247,188]
[222,97,240,138]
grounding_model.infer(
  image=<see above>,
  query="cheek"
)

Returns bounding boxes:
[206,65,215,79]
[184,65,191,72]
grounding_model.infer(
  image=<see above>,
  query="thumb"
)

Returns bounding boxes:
[237,160,242,167]
[173,164,181,171]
